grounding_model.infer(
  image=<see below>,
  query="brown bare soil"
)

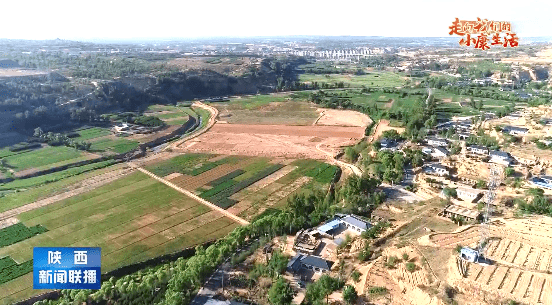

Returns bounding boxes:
[368,119,406,143]
[0,69,47,77]
[315,108,372,127]
[176,123,364,159]
[168,158,254,191]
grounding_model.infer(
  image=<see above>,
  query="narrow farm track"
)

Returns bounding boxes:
[132,165,250,226]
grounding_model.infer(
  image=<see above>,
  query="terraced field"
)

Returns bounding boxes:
[464,262,552,304]
[0,171,239,304]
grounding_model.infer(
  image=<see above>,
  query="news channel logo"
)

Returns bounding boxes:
[33,247,101,289]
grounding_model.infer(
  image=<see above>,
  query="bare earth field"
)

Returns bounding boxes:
[315,108,372,127]
[176,123,364,159]
[0,69,47,77]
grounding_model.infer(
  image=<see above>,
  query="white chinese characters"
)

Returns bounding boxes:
[47,251,62,264]
[74,250,88,265]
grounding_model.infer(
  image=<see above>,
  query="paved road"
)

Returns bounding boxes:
[132,165,250,226]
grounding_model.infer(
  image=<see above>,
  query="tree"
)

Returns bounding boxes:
[268,278,294,305]
[33,127,44,138]
[443,187,457,199]
[342,285,358,305]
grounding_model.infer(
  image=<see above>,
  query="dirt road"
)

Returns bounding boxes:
[132,165,249,226]
[167,101,218,151]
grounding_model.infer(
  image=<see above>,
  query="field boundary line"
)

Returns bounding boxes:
[132,166,249,225]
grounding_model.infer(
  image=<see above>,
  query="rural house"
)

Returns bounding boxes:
[287,254,334,274]
[426,137,449,147]
[531,176,552,190]
[431,146,449,159]
[489,151,512,166]
[341,215,371,233]
[467,145,489,155]
[423,164,449,177]
[502,126,529,136]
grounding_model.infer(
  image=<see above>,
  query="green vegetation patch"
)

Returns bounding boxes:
[144,153,213,177]
[3,146,84,171]
[75,127,111,141]
[0,223,48,248]
[206,164,284,209]
[207,170,245,187]
[90,138,140,154]
[0,259,32,285]
[0,160,117,190]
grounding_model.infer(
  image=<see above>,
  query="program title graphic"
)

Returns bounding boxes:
[449,17,519,50]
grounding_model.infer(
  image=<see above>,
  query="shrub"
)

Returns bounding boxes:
[351,270,361,282]
[385,256,398,269]
[455,244,463,253]
[402,253,409,261]
[368,286,388,295]
[405,262,416,272]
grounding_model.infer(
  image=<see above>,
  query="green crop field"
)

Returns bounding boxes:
[74,127,111,141]
[0,171,239,303]
[0,160,117,191]
[90,138,140,154]
[0,163,126,214]
[2,146,86,172]
[211,95,319,125]
[145,153,214,177]
[299,71,406,88]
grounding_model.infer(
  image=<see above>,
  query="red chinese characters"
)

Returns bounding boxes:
[449,18,519,49]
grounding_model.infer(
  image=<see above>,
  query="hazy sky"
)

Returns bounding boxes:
[2,0,551,40]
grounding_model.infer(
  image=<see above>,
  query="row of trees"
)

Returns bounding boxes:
[33,127,91,150]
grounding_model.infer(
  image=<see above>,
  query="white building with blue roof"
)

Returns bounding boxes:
[317,214,371,235]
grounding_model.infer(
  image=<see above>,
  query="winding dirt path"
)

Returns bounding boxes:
[168,101,218,151]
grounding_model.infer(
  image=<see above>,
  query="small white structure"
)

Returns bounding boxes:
[423,164,449,177]
[467,145,489,155]
[427,137,449,147]
[460,247,480,263]
[502,126,528,136]
[456,187,482,202]
[489,151,512,166]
